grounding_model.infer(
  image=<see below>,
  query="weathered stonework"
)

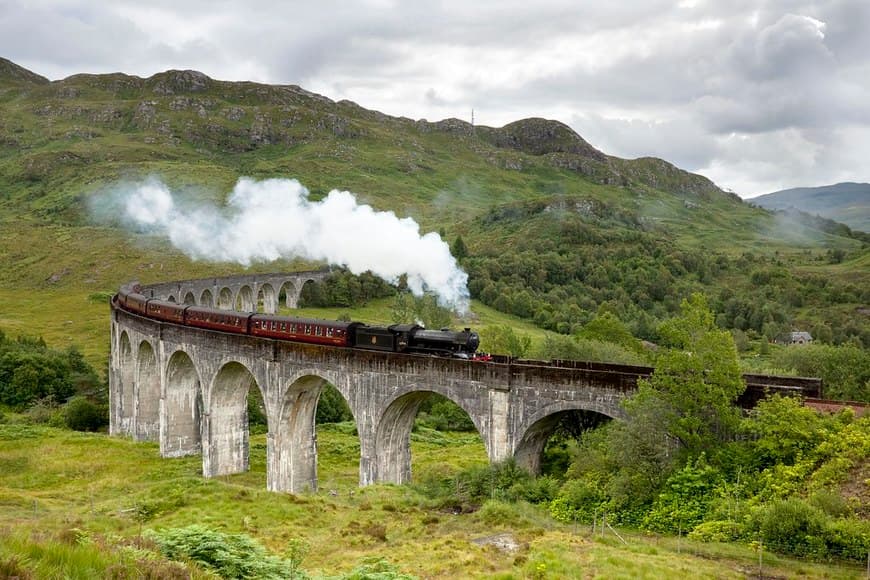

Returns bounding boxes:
[110,287,634,493]
[110,274,821,494]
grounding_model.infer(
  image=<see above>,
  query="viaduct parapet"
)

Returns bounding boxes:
[140,270,330,312]
[110,272,821,493]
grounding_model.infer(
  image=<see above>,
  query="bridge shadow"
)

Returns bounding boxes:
[517,410,612,476]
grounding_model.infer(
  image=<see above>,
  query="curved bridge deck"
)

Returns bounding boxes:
[110,273,822,493]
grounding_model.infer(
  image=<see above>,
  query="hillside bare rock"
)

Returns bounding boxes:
[0,58,739,205]
[0,57,50,85]
[480,118,607,161]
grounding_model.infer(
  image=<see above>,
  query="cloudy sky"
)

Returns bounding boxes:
[2,0,868,197]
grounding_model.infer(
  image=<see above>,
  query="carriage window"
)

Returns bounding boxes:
[281,323,286,331]
[315,326,322,336]
[305,325,311,334]
[326,328,333,337]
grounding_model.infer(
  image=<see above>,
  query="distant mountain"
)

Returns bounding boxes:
[750,183,870,232]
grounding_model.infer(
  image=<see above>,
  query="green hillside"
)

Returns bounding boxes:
[2,57,870,578]
[751,183,870,233]
[0,56,868,367]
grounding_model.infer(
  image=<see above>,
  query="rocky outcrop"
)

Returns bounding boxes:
[480,118,608,161]
[148,70,212,95]
[0,57,49,84]
[0,57,737,205]
[611,156,731,200]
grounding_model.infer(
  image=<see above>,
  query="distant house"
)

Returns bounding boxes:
[788,331,813,345]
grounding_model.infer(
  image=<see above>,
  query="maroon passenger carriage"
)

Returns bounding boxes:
[250,314,353,347]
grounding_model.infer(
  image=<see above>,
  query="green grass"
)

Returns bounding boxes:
[1,62,868,577]
[0,423,864,578]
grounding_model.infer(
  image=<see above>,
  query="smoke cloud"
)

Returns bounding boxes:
[118,176,470,313]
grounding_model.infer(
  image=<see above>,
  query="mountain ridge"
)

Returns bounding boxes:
[751,182,870,232]
[0,56,50,85]
[0,58,730,203]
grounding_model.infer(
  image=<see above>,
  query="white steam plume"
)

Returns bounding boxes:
[120,177,470,313]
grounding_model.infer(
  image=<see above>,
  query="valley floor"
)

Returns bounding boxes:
[0,422,864,579]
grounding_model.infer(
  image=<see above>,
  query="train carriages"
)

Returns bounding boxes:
[185,306,252,334]
[146,299,186,324]
[121,291,149,315]
[114,281,481,359]
[250,314,355,347]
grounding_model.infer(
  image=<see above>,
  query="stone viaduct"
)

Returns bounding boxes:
[110,272,821,494]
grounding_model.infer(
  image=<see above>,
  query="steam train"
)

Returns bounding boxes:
[114,284,481,358]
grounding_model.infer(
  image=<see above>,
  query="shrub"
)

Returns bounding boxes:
[508,475,561,504]
[451,459,533,503]
[688,520,744,543]
[477,500,517,526]
[753,498,828,559]
[824,518,870,561]
[63,397,108,432]
[336,557,416,580]
[808,490,851,518]
[25,397,61,425]
[419,459,535,507]
[549,479,608,524]
[643,456,721,534]
[772,343,869,401]
[145,525,301,579]
[742,394,825,467]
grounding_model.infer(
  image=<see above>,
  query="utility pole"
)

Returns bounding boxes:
[471,109,475,137]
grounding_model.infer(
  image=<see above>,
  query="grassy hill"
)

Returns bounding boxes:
[2,57,869,578]
[751,183,870,233]
[0,56,868,365]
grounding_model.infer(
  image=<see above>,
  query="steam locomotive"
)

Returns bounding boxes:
[115,284,481,358]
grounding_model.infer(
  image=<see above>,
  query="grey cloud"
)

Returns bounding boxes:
[571,114,722,171]
[0,0,868,196]
[731,13,833,81]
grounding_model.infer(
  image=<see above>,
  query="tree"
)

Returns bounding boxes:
[635,293,745,455]
[577,310,643,353]
[742,395,824,467]
[451,235,468,261]
[416,294,452,329]
[480,325,531,358]
[64,396,108,431]
[390,292,416,324]
[316,384,353,424]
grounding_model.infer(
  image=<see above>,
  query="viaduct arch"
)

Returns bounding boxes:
[110,272,821,494]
